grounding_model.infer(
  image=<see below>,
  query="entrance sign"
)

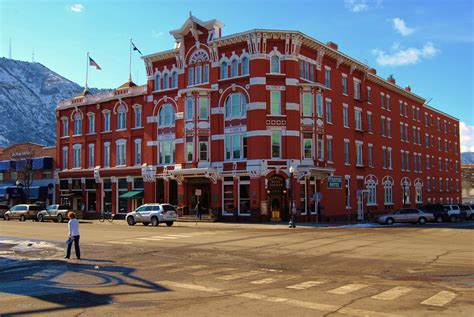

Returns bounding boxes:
[195,189,202,196]
[327,176,342,189]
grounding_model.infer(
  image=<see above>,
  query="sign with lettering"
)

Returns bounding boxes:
[327,176,342,189]
[195,189,202,196]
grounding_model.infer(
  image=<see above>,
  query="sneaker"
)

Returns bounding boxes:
[64,256,70,259]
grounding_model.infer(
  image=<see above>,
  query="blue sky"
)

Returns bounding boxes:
[1,0,473,149]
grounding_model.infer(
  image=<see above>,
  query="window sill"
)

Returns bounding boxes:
[72,134,82,137]
[72,167,82,170]
[218,74,249,83]
[131,127,144,130]
[344,163,350,166]
[101,131,112,134]
[265,73,286,77]
[60,136,69,139]
[268,114,287,118]
[367,203,377,206]
[327,161,334,164]
[152,87,178,94]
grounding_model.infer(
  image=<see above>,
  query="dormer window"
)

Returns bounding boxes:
[270,55,280,73]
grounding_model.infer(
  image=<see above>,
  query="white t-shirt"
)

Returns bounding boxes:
[68,218,80,237]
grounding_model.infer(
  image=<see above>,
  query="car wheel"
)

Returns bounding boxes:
[143,222,150,226]
[20,215,26,222]
[166,221,174,227]
[436,216,443,223]
[4,214,9,221]
[449,215,456,222]
[386,218,394,225]
[151,217,159,227]
[38,214,44,222]
[418,217,426,225]
[127,216,135,226]
[57,214,63,223]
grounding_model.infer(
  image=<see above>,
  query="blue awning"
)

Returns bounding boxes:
[15,159,29,171]
[22,186,48,200]
[0,160,15,172]
[32,157,53,170]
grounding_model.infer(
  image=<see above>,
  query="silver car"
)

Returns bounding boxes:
[126,203,178,227]
[376,208,434,225]
[4,204,41,221]
[37,205,80,223]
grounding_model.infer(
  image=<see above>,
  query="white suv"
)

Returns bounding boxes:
[126,203,178,227]
[442,205,461,222]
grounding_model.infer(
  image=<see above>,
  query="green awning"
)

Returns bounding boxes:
[119,191,143,199]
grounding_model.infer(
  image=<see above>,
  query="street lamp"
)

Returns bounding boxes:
[15,180,20,204]
[288,166,296,228]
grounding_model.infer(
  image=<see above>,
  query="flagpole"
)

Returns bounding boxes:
[129,38,132,82]
[85,52,89,89]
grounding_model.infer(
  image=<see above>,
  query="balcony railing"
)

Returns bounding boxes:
[57,85,147,108]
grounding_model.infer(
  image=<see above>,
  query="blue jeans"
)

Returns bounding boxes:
[66,235,80,259]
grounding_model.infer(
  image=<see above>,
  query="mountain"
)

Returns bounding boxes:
[461,152,474,164]
[0,58,104,147]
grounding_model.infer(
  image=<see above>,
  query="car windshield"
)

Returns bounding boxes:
[47,205,58,211]
[12,205,27,211]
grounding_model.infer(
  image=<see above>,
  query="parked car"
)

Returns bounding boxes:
[4,204,41,221]
[376,208,434,225]
[126,203,178,227]
[420,204,460,223]
[0,204,10,219]
[459,204,474,220]
[441,205,461,222]
[37,205,78,223]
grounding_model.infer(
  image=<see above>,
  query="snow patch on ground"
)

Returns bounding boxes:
[0,239,60,252]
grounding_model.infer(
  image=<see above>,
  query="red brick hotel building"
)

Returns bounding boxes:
[56,16,461,222]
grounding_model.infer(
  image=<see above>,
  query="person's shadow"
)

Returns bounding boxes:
[0,257,170,316]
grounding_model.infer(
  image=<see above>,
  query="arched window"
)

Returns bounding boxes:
[117,104,126,130]
[73,112,82,135]
[159,104,175,127]
[154,74,161,91]
[270,55,280,73]
[224,92,247,119]
[163,73,169,89]
[401,177,411,205]
[241,56,249,75]
[415,179,423,203]
[220,61,228,79]
[365,175,378,205]
[231,59,238,77]
[382,176,394,205]
[171,71,178,88]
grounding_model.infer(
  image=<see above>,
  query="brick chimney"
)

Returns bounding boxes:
[368,68,377,75]
[327,42,338,50]
[405,85,411,92]
[387,75,396,84]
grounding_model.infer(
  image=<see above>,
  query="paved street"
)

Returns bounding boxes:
[0,220,473,316]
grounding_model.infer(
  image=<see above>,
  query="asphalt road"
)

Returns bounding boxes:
[0,220,473,316]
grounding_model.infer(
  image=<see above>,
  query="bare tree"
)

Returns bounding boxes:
[10,144,37,203]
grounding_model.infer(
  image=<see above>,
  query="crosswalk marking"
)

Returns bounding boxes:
[137,237,164,241]
[218,271,263,281]
[287,281,324,290]
[328,284,368,295]
[371,286,413,300]
[421,291,457,307]
[106,241,132,245]
[166,235,192,238]
[192,268,237,276]
[166,265,207,273]
[251,277,279,285]
[160,281,223,293]
[150,236,178,239]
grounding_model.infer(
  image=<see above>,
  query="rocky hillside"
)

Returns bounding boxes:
[461,152,474,164]
[0,58,102,147]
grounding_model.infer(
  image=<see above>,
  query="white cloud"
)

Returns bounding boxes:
[152,30,164,38]
[70,4,84,13]
[460,121,474,152]
[372,42,439,66]
[392,18,414,36]
[345,0,369,13]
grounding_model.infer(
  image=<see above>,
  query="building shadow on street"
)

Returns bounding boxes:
[0,257,170,316]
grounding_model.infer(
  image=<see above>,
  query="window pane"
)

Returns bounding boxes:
[199,97,208,119]
[271,91,281,115]
[232,134,240,159]
[303,93,312,116]
[272,130,281,158]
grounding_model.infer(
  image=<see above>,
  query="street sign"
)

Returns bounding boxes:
[327,176,342,189]
[195,189,202,196]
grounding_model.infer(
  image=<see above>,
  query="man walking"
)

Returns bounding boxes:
[65,212,80,260]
